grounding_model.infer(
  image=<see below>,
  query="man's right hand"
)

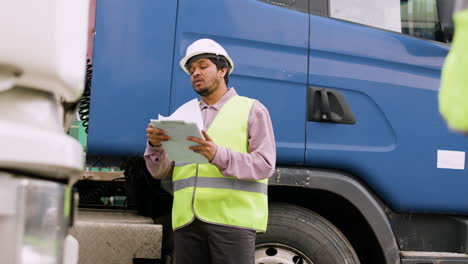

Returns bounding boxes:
[146,123,170,147]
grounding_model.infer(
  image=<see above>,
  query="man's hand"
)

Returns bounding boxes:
[146,123,170,147]
[187,130,218,162]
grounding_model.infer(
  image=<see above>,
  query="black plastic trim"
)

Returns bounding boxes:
[389,213,468,253]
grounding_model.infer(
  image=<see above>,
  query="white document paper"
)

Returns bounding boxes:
[151,98,208,163]
[157,98,203,130]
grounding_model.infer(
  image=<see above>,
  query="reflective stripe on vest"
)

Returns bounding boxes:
[171,95,269,232]
[173,176,268,194]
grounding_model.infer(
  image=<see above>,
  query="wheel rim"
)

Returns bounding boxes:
[255,243,314,264]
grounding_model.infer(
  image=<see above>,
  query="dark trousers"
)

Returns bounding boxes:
[174,218,256,264]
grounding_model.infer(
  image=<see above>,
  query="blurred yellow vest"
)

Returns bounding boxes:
[439,9,468,132]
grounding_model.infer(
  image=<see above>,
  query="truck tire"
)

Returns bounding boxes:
[255,203,360,264]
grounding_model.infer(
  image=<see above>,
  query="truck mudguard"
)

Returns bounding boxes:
[270,167,400,264]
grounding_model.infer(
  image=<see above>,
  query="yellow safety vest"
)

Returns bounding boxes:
[439,9,468,132]
[171,95,268,232]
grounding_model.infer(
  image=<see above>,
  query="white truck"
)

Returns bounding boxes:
[0,1,89,263]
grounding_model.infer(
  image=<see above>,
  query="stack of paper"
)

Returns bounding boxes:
[151,99,208,163]
[157,99,204,129]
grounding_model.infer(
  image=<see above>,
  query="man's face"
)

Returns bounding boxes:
[189,58,226,97]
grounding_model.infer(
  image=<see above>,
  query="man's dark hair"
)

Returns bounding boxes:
[209,57,230,86]
[186,53,231,86]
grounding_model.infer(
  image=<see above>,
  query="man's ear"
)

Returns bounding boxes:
[218,67,228,79]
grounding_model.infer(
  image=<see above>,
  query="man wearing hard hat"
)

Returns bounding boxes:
[144,38,276,264]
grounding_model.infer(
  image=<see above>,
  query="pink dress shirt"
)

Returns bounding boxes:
[144,88,276,181]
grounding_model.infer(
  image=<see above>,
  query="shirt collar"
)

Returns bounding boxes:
[200,88,238,110]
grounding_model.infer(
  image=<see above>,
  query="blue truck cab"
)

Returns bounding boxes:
[82,0,468,263]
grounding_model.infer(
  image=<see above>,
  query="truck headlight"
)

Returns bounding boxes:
[0,172,71,264]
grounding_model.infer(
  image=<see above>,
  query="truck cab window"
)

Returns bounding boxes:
[329,0,447,43]
[329,0,402,32]
[401,0,445,42]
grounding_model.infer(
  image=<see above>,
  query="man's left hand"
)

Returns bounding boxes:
[187,130,218,162]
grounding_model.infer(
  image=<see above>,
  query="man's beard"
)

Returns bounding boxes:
[196,88,212,96]
[194,80,219,96]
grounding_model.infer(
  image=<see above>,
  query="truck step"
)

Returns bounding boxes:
[69,209,162,264]
[401,251,468,264]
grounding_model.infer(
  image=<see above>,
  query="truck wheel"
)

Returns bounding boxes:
[255,203,360,264]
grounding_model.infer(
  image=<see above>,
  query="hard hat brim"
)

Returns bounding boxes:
[179,51,234,75]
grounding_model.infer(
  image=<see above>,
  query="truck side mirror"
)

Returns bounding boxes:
[437,0,455,42]
[437,0,468,43]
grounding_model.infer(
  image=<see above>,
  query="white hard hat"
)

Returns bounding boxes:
[179,38,234,75]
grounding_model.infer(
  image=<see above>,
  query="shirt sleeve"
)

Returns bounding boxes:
[210,101,276,180]
[143,141,174,179]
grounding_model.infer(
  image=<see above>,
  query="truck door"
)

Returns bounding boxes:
[88,0,178,155]
[305,1,403,171]
[305,1,468,214]
[170,0,310,164]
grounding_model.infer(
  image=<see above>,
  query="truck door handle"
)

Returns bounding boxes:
[307,87,356,124]
[319,89,331,120]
